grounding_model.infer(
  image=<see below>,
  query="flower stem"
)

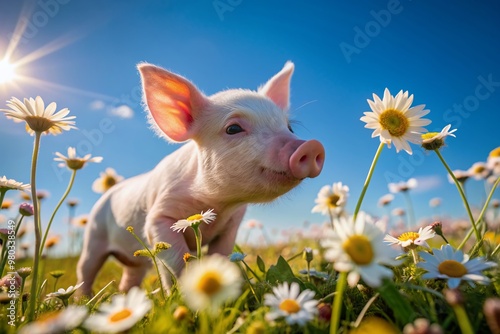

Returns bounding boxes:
[433,149,480,241]
[457,177,499,250]
[242,260,262,282]
[452,304,474,334]
[126,227,167,300]
[27,131,42,322]
[353,142,384,221]
[411,249,419,264]
[192,224,203,260]
[330,271,347,334]
[0,190,6,208]
[39,169,77,257]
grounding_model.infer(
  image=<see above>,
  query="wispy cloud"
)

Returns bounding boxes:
[414,175,443,193]
[109,105,134,119]
[89,99,134,119]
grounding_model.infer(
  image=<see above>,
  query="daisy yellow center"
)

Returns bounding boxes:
[471,165,486,174]
[187,214,203,221]
[379,109,409,137]
[104,175,117,188]
[109,308,133,323]
[421,132,439,140]
[397,232,419,242]
[279,299,301,314]
[437,260,468,277]
[196,271,222,296]
[342,235,373,265]
[328,194,341,207]
[489,147,500,158]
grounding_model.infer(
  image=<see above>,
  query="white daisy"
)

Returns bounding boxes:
[1,96,76,135]
[384,226,436,250]
[171,209,217,233]
[388,178,417,193]
[421,124,457,150]
[378,193,394,207]
[18,305,88,334]
[92,168,124,193]
[429,197,442,208]
[264,281,318,326]
[83,286,152,333]
[468,161,491,180]
[0,176,30,192]
[360,88,431,154]
[448,169,470,184]
[487,147,500,175]
[321,212,401,287]
[179,254,241,313]
[46,281,84,300]
[311,182,349,217]
[417,244,497,288]
[54,147,103,170]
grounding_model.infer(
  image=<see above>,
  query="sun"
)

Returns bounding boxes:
[0,59,17,84]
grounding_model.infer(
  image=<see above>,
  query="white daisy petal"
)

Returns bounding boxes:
[361,89,431,155]
[417,244,497,289]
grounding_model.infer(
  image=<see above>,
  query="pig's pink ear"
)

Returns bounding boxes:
[138,63,208,142]
[258,61,294,111]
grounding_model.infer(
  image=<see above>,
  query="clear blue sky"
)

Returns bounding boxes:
[1,0,499,253]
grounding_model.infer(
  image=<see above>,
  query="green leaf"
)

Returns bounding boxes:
[256,255,266,273]
[378,279,415,325]
[266,256,297,284]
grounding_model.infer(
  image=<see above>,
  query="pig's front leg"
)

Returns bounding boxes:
[207,207,246,255]
[145,216,190,292]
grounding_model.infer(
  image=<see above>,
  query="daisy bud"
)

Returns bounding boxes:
[246,321,266,334]
[17,267,32,280]
[403,318,443,334]
[49,270,65,279]
[134,249,150,257]
[430,221,448,243]
[183,253,195,263]
[302,247,314,263]
[19,202,34,216]
[444,289,464,306]
[173,305,190,321]
[430,221,442,234]
[0,272,22,289]
[483,298,500,334]
[317,302,332,322]
[153,242,171,255]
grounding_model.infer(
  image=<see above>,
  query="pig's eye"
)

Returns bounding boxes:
[226,124,244,135]
[288,124,294,133]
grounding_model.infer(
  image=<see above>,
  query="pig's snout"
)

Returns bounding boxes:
[289,140,325,179]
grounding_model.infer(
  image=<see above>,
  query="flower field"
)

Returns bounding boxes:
[1,90,499,334]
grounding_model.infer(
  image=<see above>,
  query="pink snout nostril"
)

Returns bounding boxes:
[289,140,325,179]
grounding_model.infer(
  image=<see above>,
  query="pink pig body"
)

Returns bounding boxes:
[77,62,325,295]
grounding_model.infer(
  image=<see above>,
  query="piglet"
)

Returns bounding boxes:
[77,61,325,295]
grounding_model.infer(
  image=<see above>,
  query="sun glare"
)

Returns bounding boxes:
[0,59,16,84]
